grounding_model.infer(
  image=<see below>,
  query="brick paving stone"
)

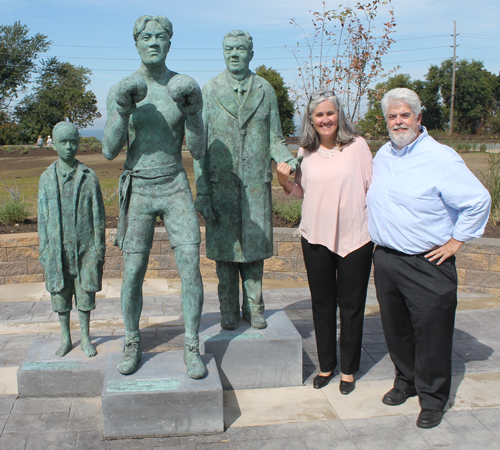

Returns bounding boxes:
[68,398,103,432]
[25,431,78,450]
[340,418,377,437]
[195,444,231,450]
[74,431,107,449]
[12,397,72,414]
[0,395,15,415]
[0,432,29,450]
[295,422,337,449]
[224,437,307,450]
[4,412,70,434]
[226,422,301,442]
[350,432,430,450]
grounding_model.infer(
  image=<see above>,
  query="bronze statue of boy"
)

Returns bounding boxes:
[38,121,106,358]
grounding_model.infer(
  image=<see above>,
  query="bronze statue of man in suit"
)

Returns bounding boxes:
[194,30,301,330]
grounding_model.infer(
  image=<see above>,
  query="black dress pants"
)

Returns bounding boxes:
[373,246,458,411]
[301,237,374,375]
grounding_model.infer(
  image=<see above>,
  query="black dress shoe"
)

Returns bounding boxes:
[416,409,443,428]
[382,387,417,405]
[339,380,355,395]
[313,373,334,389]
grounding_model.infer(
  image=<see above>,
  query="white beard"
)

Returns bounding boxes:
[389,127,417,149]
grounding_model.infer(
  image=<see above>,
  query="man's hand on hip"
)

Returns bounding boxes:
[425,238,464,265]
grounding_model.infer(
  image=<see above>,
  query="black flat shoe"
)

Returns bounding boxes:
[382,387,417,406]
[313,373,334,389]
[416,409,443,429]
[339,380,355,395]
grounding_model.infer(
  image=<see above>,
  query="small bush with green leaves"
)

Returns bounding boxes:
[481,153,500,225]
[0,184,30,225]
[272,198,302,225]
[480,144,487,152]
[80,136,101,145]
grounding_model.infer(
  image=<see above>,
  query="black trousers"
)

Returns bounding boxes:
[302,237,374,375]
[373,246,458,411]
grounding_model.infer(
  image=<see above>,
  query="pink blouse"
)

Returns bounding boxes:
[287,136,373,257]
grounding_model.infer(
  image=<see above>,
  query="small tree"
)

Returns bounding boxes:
[0,22,50,115]
[15,57,101,142]
[255,65,296,136]
[358,73,445,136]
[426,59,496,134]
[288,0,396,121]
[358,73,414,136]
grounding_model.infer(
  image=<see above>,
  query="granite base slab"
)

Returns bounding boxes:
[199,310,303,390]
[17,336,123,397]
[101,351,223,439]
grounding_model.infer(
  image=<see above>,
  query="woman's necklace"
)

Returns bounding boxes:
[318,143,341,159]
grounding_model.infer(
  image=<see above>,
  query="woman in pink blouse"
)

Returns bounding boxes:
[277,91,373,394]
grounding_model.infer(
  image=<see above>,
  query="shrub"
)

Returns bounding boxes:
[480,144,487,152]
[481,153,500,226]
[81,136,101,145]
[0,184,30,225]
[272,198,302,225]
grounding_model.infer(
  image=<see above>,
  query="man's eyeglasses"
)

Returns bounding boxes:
[310,91,335,101]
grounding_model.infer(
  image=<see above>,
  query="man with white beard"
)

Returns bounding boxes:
[366,88,490,429]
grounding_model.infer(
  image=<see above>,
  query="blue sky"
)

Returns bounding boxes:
[2,0,500,134]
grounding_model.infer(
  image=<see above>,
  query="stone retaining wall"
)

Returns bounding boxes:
[1,229,499,294]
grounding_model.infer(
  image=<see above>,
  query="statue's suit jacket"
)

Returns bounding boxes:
[195,71,294,263]
[38,160,106,293]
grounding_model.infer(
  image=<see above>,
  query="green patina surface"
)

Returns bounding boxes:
[38,121,104,360]
[102,15,207,378]
[22,360,82,371]
[193,30,300,330]
[106,378,181,393]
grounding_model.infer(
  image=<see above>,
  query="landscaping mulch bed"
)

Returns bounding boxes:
[0,213,299,235]
[1,216,498,238]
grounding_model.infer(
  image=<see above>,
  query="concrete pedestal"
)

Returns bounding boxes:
[199,310,303,390]
[17,337,123,398]
[101,351,223,439]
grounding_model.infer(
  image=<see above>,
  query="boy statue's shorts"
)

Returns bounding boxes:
[50,274,96,313]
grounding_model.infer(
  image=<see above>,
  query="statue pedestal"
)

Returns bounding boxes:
[101,352,223,439]
[17,337,123,398]
[199,310,303,390]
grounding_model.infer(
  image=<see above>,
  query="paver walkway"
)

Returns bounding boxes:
[0,279,499,449]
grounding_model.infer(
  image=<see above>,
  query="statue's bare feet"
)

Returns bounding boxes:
[184,337,207,379]
[55,339,72,357]
[81,339,97,358]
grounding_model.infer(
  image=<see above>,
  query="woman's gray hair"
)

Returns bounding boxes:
[133,16,173,42]
[381,88,422,119]
[299,92,357,151]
